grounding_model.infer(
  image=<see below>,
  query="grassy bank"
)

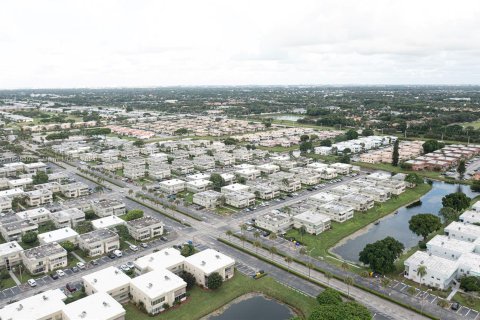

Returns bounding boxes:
[124,273,318,320]
[286,183,432,258]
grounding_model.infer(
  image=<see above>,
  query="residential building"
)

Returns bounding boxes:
[171,159,194,175]
[184,249,235,288]
[0,241,23,269]
[270,172,301,192]
[193,156,215,171]
[186,179,212,193]
[235,168,260,181]
[339,194,375,211]
[427,235,476,261]
[256,163,280,174]
[78,229,120,257]
[158,179,186,194]
[130,269,187,315]
[0,219,38,242]
[0,289,67,320]
[357,186,391,202]
[62,292,126,320]
[329,163,353,174]
[123,159,145,179]
[60,182,90,198]
[221,183,250,194]
[92,199,126,217]
[21,242,68,275]
[7,177,33,189]
[15,207,51,225]
[193,190,223,208]
[459,210,480,225]
[308,192,339,207]
[293,211,331,235]
[255,210,292,233]
[224,191,256,208]
[82,266,131,303]
[134,248,185,275]
[50,208,85,228]
[444,221,480,243]
[404,251,458,290]
[248,182,280,200]
[0,196,12,212]
[38,227,79,245]
[126,216,164,241]
[24,189,53,207]
[317,203,354,222]
[92,215,126,230]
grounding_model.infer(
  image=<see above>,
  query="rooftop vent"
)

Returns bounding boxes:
[79,311,87,318]
[16,304,23,311]
[42,295,48,300]
[201,260,206,266]
[165,275,170,280]
[103,301,109,307]
[147,283,153,288]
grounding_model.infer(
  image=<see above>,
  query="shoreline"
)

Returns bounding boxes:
[201,292,297,320]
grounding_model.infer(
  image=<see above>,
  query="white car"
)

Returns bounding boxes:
[27,279,37,287]
[76,262,86,269]
[129,245,138,251]
[56,269,66,277]
[120,264,130,272]
[113,249,123,257]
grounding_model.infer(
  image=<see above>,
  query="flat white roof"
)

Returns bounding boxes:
[0,188,24,198]
[0,241,23,257]
[61,292,125,320]
[294,211,331,224]
[38,227,78,244]
[445,221,480,240]
[130,269,186,299]
[92,215,126,229]
[0,289,66,320]
[82,266,130,293]
[460,210,480,224]
[16,207,51,219]
[221,183,250,192]
[134,248,185,271]
[186,173,210,181]
[185,249,235,275]
[159,179,185,186]
[309,192,339,203]
[405,251,458,279]
[427,235,476,254]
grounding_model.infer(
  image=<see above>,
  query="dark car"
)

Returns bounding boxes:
[90,259,99,266]
[50,273,59,280]
[451,302,460,311]
[160,236,168,241]
[72,267,79,273]
[108,252,116,259]
[66,283,77,293]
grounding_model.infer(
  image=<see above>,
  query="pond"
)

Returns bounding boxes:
[271,114,304,121]
[205,294,295,320]
[332,181,479,263]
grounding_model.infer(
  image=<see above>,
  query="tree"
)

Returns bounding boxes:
[180,271,196,289]
[75,221,93,234]
[132,140,144,147]
[439,207,459,224]
[174,128,188,135]
[268,233,277,241]
[471,180,480,192]
[60,241,76,252]
[223,137,238,145]
[284,256,292,272]
[32,171,48,185]
[345,129,358,140]
[457,160,466,178]
[324,271,333,285]
[306,262,314,278]
[344,277,354,297]
[206,272,223,289]
[269,246,277,259]
[417,265,427,288]
[442,192,471,212]
[84,209,96,220]
[408,213,442,241]
[392,139,399,167]
[225,230,233,240]
[337,154,350,164]
[300,134,310,142]
[320,139,332,147]
[21,231,38,244]
[460,276,480,292]
[405,173,423,187]
[124,209,144,221]
[422,140,444,154]
[210,173,226,191]
[299,141,313,153]
[253,240,261,254]
[181,244,195,257]
[362,128,374,136]
[359,236,404,274]
[316,288,342,305]
[309,302,371,320]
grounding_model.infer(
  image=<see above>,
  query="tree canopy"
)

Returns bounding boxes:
[359,236,404,274]
[124,209,144,221]
[316,288,342,305]
[206,272,223,289]
[441,192,471,212]
[309,302,371,320]
[210,173,226,191]
[422,140,445,154]
[345,129,359,140]
[408,214,442,241]
[32,171,49,185]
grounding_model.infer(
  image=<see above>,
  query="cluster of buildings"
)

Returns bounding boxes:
[405,144,480,171]
[359,140,424,164]
[232,128,342,148]
[21,121,97,132]
[0,248,235,319]
[255,171,407,235]
[314,135,397,155]
[404,216,480,290]
[106,125,156,140]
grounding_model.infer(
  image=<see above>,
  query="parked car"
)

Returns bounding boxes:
[126,262,135,269]
[76,262,86,269]
[108,252,116,259]
[113,249,122,257]
[451,302,460,311]
[90,259,99,266]
[129,245,138,251]
[56,270,66,277]
[160,236,168,241]
[140,243,148,248]
[120,264,130,272]
[66,283,77,293]
[72,267,79,273]
[50,273,59,280]
[27,279,37,287]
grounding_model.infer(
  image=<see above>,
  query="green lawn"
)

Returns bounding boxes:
[124,273,319,320]
[286,183,432,259]
[452,292,480,310]
[215,205,239,216]
[0,275,19,289]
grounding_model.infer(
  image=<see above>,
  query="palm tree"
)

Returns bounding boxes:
[253,241,261,254]
[240,224,247,235]
[299,247,307,257]
[240,235,246,248]
[269,246,278,259]
[225,230,233,240]
[417,265,427,313]
[341,262,349,272]
[128,189,134,195]
[344,277,354,297]
[306,262,314,278]
[284,256,293,273]
[325,271,333,285]
[299,226,306,241]
[253,231,260,240]
[268,233,277,241]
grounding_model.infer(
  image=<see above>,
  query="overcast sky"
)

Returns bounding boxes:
[1,0,479,88]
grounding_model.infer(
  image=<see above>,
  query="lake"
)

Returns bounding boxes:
[206,295,295,320]
[332,181,478,263]
[271,115,304,121]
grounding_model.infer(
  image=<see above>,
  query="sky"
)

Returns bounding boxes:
[1,0,480,88]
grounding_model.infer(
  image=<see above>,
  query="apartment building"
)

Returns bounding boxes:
[317,203,354,223]
[459,210,480,225]
[16,207,51,225]
[427,235,476,261]
[34,181,62,193]
[193,190,223,209]
[184,249,235,288]
[50,208,85,228]
[235,168,261,181]
[255,210,292,233]
[224,191,256,208]
[126,216,164,241]
[186,179,212,193]
[123,159,145,179]
[92,215,126,230]
[92,199,126,217]
[0,241,23,269]
[38,227,79,245]
[7,177,33,189]
[24,189,53,207]
[308,192,339,207]
[134,248,185,275]
[147,162,171,180]
[248,182,280,200]
[158,179,186,194]
[357,186,391,202]
[293,211,331,235]
[60,182,90,198]
[78,229,120,257]
[130,269,187,315]
[404,251,458,290]
[214,153,235,166]
[444,222,480,243]
[0,289,67,320]
[329,163,353,174]
[83,266,131,303]
[21,242,68,275]
[193,156,215,171]
[270,172,301,192]
[0,196,12,212]
[0,219,38,241]
[256,163,280,174]
[339,194,375,211]
[171,159,194,175]
[62,292,126,320]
